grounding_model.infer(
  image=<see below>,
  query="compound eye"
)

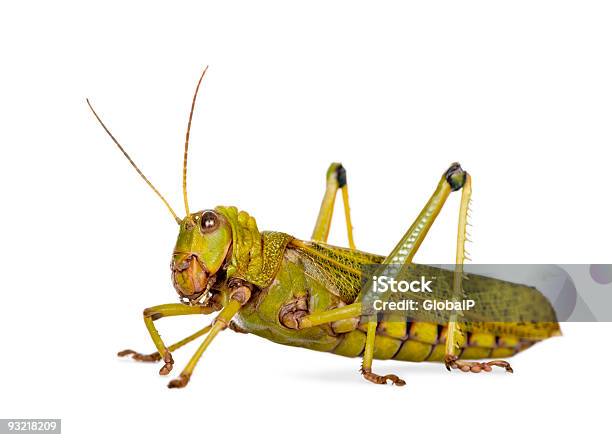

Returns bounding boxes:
[200,211,218,233]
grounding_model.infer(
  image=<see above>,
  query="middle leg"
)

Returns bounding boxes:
[118,302,220,375]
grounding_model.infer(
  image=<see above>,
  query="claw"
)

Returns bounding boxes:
[488,360,513,373]
[168,373,191,389]
[383,374,406,386]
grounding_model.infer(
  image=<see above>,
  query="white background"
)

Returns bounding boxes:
[1,1,611,439]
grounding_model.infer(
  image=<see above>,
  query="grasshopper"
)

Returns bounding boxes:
[88,68,560,388]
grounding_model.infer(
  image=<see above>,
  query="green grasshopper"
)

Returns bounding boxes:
[88,68,560,388]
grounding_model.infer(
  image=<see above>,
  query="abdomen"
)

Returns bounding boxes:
[333,321,540,362]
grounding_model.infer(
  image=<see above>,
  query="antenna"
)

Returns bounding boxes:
[87,98,181,224]
[182,66,209,217]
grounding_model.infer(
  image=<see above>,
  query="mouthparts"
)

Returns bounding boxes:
[171,253,211,303]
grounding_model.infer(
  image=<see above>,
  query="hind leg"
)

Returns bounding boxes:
[311,162,356,249]
[357,163,468,386]
[443,174,513,374]
[444,355,513,373]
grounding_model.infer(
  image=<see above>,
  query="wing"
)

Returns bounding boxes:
[287,239,383,304]
[286,240,559,338]
[387,264,560,338]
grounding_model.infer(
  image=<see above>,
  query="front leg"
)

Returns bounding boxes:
[168,283,251,388]
[118,325,213,362]
[118,303,220,375]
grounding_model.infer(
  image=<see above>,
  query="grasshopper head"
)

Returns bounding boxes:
[89,66,233,306]
[171,210,232,304]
